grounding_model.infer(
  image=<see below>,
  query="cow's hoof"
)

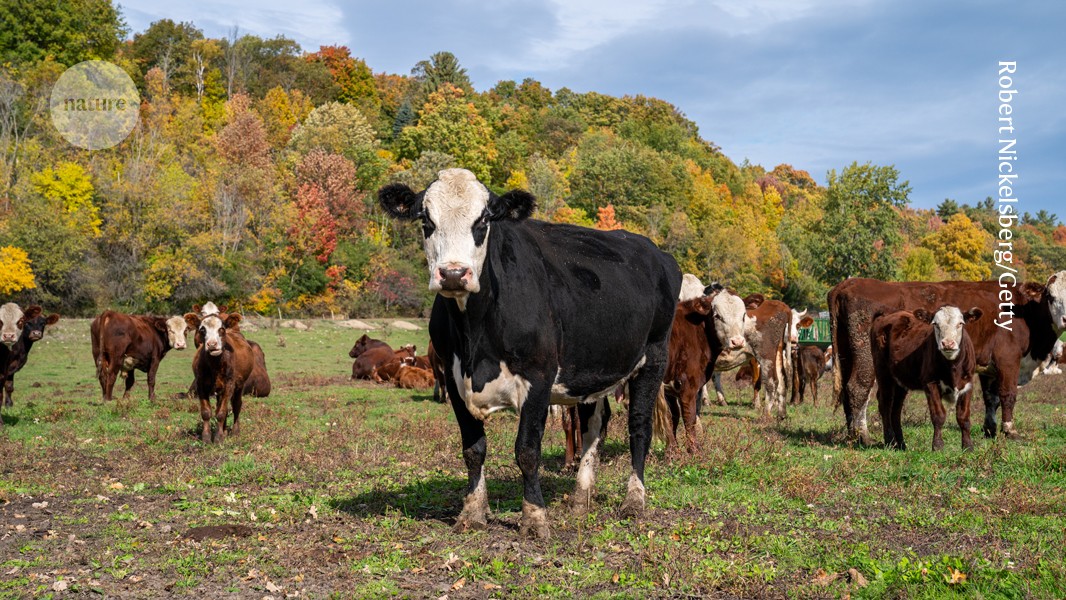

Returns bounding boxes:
[452,514,488,533]
[571,490,594,517]
[519,501,550,540]
[619,473,646,518]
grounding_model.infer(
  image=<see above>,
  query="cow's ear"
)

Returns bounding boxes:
[378,183,422,220]
[964,307,984,323]
[799,316,815,328]
[223,313,242,329]
[693,296,714,315]
[1018,282,1045,302]
[1048,273,1059,287]
[184,313,201,330]
[45,313,60,325]
[488,189,536,222]
[218,305,228,314]
[913,308,934,323]
[703,282,724,296]
[23,305,42,320]
[153,318,169,332]
[743,294,765,310]
[192,304,202,314]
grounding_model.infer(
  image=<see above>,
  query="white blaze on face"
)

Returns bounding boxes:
[422,169,492,297]
[711,292,751,353]
[200,315,225,356]
[679,274,704,301]
[1047,271,1066,333]
[166,315,188,350]
[0,303,25,347]
[931,306,966,360]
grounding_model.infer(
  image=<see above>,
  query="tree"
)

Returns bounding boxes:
[410,51,473,109]
[0,245,35,294]
[936,198,960,220]
[921,212,992,280]
[900,247,939,282]
[812,162,911,283]
[595,204,623,230]
[295,150,363,234]
[0,0,127,66]
[30,162,100,236]
[398,84,496,181]
[130,19,204,94]
[306,46,380,113]
[288,101,377,157]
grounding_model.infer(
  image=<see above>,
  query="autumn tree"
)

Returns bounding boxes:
[306,46,380,115]
[921,212,992,280]
[0,0,126,65]
[410,51,473,110]
[130,19,204,94]
[595,204,623,230]
[295,150,363,234]
[398,84,496,181]
[0,245,35,294]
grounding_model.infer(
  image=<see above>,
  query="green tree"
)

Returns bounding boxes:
[900,247,939,281]
[0,0,127,66]
[812,162,911,283]
[410,51,472,109]
[398,84,496,181]
[129,19,204,94]
[936,198,960,220]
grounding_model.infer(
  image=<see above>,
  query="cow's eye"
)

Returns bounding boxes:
[421,215,436,238]
[472,216,489,246]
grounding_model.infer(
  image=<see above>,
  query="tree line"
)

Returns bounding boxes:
[1,0,1063,316]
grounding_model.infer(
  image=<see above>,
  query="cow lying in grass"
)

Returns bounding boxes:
[871,306,983,451]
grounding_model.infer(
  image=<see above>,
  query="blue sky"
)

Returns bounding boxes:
[119,0,1064,219]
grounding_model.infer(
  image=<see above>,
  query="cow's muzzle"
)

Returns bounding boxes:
[439,266,473,292]
[28,331,43,341]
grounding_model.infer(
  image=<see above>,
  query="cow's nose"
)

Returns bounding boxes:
[439,267,471,290]
[730,336,744,350]
[942,339,957,350]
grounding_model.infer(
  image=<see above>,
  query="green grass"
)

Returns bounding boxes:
[1,316,1064,597]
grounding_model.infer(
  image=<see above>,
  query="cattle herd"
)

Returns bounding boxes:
[2,167,1066,541]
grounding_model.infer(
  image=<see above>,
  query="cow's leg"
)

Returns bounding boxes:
[957,389,974,451]
[562,405,580,470]
[102,362,117,402]
[213,383,234,444]
[712,372,726,406]
[572,397,607,516]
[877,379,896,448]
[449,380,490,533]
[663,393,681,455]
[621,341,669,518]
[146,360,161,403]
[230,389,243,437]
[680,384,702,453]
[121,370,135,401]
[199,396,212,444]
[926,386,947,451]
[979,373,1000,438]
[516,382,551,540]
[891,386,907,451]
[2,375,12,407]
[751,361,763,414]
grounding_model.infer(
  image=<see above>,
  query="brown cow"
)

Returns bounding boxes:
[829,273,1066,444]
[871,306,982,451]
[349,333,388,359]
[91,310,189,402]
[353,344,415,381]
[396,364,436,389]
[793,345,829,406]
[372,356,416,383]
[427,342,448,403]
[184,312,254,444]
[740,295,793,418]
[2,305,59,408]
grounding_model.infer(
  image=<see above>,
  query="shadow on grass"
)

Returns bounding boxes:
[0,413,20,426]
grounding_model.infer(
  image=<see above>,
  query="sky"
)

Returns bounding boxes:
[118,0,1064,218]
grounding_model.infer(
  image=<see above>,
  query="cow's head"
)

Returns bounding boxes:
[193,302,226,318]
[22,311,60,342]
[789,308,814,344]
[707,285,758,363]
[379,168,535,298]
[1046,271,1066,333]
[156,315,189,350]
[185,313,241,356]
[1,303,39,348]
[679,273,705,302]
[917,306,983,361]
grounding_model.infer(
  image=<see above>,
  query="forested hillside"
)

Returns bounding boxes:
[1,1,1063,316]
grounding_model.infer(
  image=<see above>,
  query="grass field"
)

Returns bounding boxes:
[1,317,1064,598]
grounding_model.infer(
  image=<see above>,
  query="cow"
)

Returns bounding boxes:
[242,340,271,397]
[372,355,416,383]
[427,341,447,403]
[352,344,415,381]
[349,333,387,359]
[1,305,59,408]
[871,306,983,451]
[90,310,189,402]
[829,273,1066,444]
[379,168,681,539]
[396,364,436,389]
[1,303,37,423]
[788,309,815,405]
[727,295,792,418]
[184,312,254,443]
[793,345,830,406]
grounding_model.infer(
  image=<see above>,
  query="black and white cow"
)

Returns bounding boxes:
[379,168,681,539]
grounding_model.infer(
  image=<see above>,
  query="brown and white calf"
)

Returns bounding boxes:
[871,306,983,451]
[91,310,189,402]
[185,312,255,444]
[396,364,436,389]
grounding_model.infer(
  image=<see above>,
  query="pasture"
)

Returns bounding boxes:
[1,318,1065,599]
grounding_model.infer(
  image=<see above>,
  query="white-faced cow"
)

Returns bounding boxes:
[379,168,681,539]
[871,306,983,451]
[830,273,1066,444]
[184,312,255,444]
[90,310,190,402]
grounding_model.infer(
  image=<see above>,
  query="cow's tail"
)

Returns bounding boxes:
[652,384,671,445]
[829,292,843,411]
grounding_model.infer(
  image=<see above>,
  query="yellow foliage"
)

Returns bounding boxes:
[30,162,101,236]
[0,246,36,294]
[505,169,529,190]
[922,213,992,280]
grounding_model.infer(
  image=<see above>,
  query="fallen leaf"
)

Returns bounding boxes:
[450,577,466,591]
[32,502,49,509]
[967,487,979,494]
[266,581,282,593]
[483,583,501,590]
[52,580,69,592]
[612,572,620,584]
[442,552,462,571]
[812,569,841,586]
[307,505,318,519]
[945,568,967,585]
[109,482,124,490]
[847,568,868,587]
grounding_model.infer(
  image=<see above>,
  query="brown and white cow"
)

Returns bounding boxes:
[829,273,1066,444]
[352,343,416,381]
[184,312,254,444]
[91,310,189,402]
[396,364,436,389]
[871,306,983,451]
[732,295,792,418]
[1,304,59,409]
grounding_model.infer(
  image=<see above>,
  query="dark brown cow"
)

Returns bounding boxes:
[349,334,388,359]
[352,344,415,381]
[829,273,1066,444]
[2,306,59,408]
[660,295,715,453]
[396,364,436,389]
[793,345,829,406]
[91,311,189,402]
[871,306,982,451]
[427,342,448,403]
[243,340,271,397]
[185,312,254,444]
